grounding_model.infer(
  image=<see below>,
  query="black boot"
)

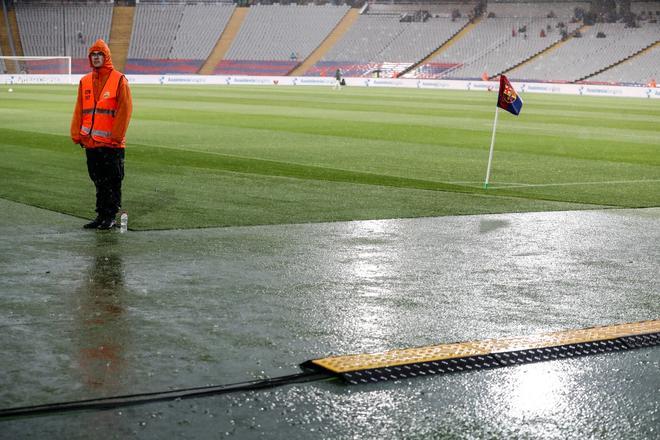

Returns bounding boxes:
[83,217,102,229]
[97,217,117,230]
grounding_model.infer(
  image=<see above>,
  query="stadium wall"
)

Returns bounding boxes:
[1,74,658,99]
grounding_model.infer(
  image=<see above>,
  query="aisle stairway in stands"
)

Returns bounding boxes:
[0,8,23,73]
[199,7,248,75]
[399,17,480,78]
[7,6,22,57]
[0,5,14,66]
[108,5,134,72]
[288,7,359,76]
[1,5,23,73]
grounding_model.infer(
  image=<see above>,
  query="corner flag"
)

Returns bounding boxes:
[484,75,523,188]
[497,75,523,116]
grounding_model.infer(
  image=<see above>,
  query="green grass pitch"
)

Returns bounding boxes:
[0,84,658,230]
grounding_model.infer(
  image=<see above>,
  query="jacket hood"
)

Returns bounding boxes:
[88,39,113,70]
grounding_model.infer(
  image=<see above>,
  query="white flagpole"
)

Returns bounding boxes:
[484,106,499,189]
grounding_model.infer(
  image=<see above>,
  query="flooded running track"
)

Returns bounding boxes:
[1,199,658,439]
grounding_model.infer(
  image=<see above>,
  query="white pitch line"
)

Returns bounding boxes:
[449,179,660,189]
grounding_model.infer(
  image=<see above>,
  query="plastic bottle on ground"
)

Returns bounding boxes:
[119,211,128,233]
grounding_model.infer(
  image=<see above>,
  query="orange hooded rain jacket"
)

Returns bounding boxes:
[71,39,132,149]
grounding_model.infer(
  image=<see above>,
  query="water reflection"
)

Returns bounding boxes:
[478,219,510,234]
[339,220,402,349]
[75,233,128,391]
[496,362,577,420]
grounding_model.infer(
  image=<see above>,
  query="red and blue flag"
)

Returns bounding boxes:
[497,75,523,116]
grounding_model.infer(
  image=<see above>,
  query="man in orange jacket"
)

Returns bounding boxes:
[71,39,133,230]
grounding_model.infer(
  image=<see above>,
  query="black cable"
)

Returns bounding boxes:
[0,371,334,419]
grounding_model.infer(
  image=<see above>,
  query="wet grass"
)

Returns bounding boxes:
[0,85,658,229]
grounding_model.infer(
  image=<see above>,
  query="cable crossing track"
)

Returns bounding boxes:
[1,319,658,419]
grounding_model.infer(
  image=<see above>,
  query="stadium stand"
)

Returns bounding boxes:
[288,8,360,76]
[411,2,586,79]
[126,2,234,74]
[128,3,184,59]
[308,9,468,78]
[3,0,658,86]
[15,2,112,73]
[15,4,62,57]
[588,43,659,85]
[215,4,349,76]
[509,22,659,82]
[0,46,5,74]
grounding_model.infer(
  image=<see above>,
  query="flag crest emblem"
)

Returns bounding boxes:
[497,75,523,115]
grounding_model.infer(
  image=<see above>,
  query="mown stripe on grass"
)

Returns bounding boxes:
[0,127,652,207]
[129,94,660,129]
[128,98,660,139]
[131,110,659,166]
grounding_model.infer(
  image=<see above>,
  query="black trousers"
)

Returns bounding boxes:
[86,147,125,219]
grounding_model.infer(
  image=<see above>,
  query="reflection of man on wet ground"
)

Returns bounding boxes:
[76,234,128,390]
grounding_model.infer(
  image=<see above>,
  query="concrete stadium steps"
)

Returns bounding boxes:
[288,7,359,77]
[109,5,134,72]
[402,17,480,79]
[0,5,23,73]
[0,5,13,72]
[199,7,248,75]
[503,24,591,79]
[0,7,11,54]
[7,6,23,57]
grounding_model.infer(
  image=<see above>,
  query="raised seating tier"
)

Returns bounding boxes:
[128,3,234,64]
[15,3,112,63]
[318,14,467,78]
[224,5,349,61]
[510,23,660,82]
[589,44,659,85]
[416,17,581,80]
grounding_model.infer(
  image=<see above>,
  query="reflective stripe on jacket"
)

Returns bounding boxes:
[80,70,124,145]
